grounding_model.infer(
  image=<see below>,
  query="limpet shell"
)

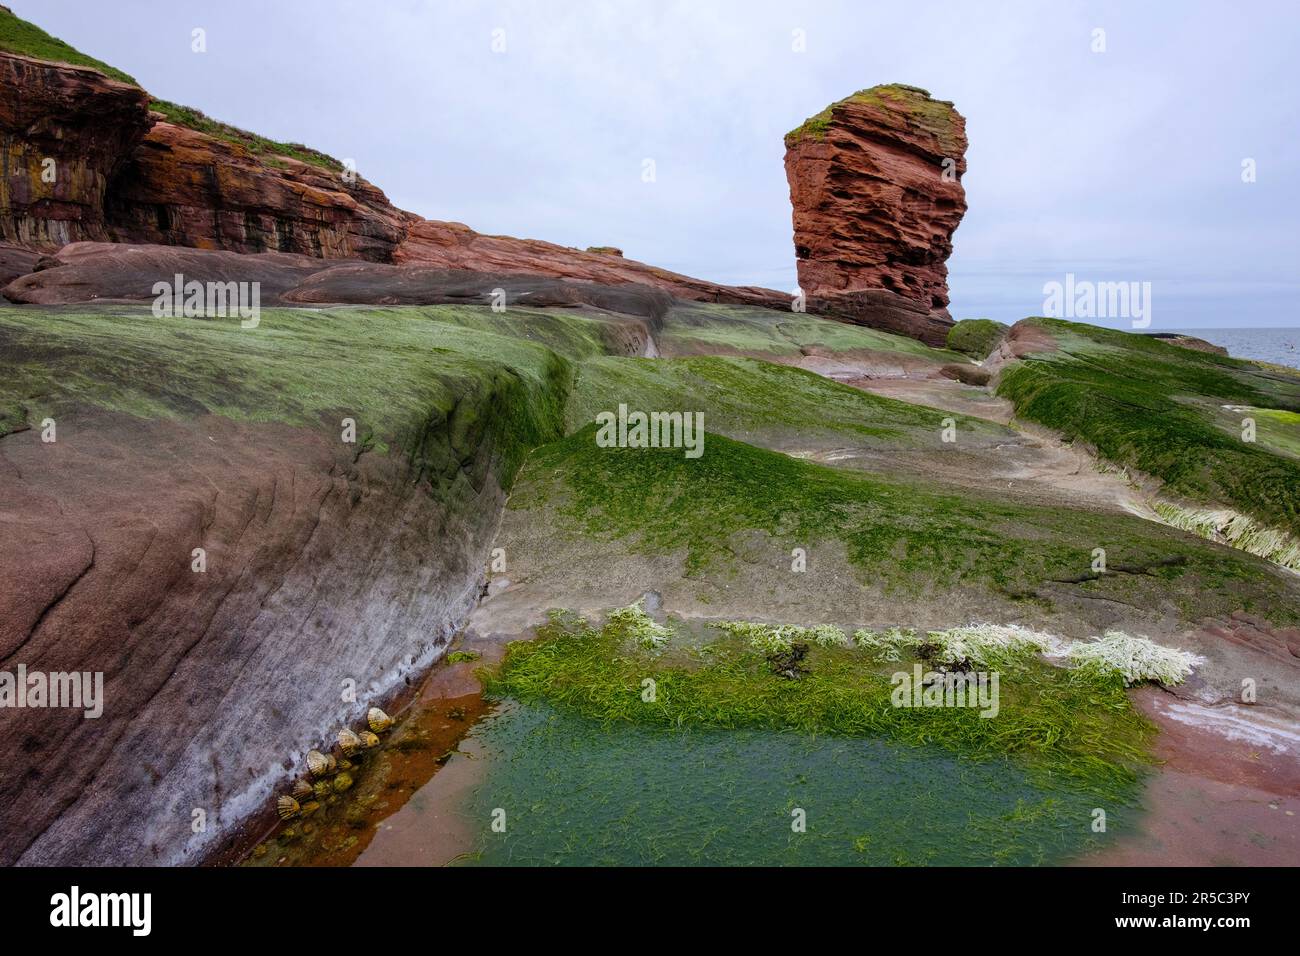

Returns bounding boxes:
[367,707,393,733]
[337,728,363,757]
[306,749,337,779]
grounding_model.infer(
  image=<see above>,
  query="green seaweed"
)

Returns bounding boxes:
[0,304,572,491]
[947,318,1008,359]
[509,424,1298,620]
[486,608,1155,800]
[660,301,962,362]
[566,354,1002,446]
[998,318,1300,542]
[459,699,1139,866]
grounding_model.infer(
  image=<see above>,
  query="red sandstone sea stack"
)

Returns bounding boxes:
[0,12,965,345]
[785,84,968,343]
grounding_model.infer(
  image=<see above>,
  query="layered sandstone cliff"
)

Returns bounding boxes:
[0,301,577,864]
[0,53,151,247]
[0,44,783,311]
[107,117,410,260]
[2,8,966,344]
[784,84,968,342]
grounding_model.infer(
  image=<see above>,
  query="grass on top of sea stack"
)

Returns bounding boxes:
[784,84,963,154]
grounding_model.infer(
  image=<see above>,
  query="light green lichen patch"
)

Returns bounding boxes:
[566,354,1003,448]
[0,304,572,488]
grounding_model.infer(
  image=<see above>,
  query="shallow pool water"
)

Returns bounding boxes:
[456,699,1140,866]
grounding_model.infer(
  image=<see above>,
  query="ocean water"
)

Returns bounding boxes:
[1176,328,1300,370]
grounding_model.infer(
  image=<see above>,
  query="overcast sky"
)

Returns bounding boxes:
[16,0,1299,328]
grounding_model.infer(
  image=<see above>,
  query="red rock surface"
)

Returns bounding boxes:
[107,119,409,261]
[1,241,336,304]
[806,288,958,348]
[0,41,982,351]
[0,242,40,285]
[1,45,958,337]
[784,84,968,314]
[2,51,969,344]
[0,407,509,866]
[0,49,785,309]
[395,219,783,308]
[1081,683,1300,866]
[0,52,152,247]
[0,241,677,326]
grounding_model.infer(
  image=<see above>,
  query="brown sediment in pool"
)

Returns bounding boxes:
[224,646,501,868]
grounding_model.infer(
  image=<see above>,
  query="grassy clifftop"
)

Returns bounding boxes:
[147,99,345,172]
[0,5,136,83]
[0,6,342,170]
